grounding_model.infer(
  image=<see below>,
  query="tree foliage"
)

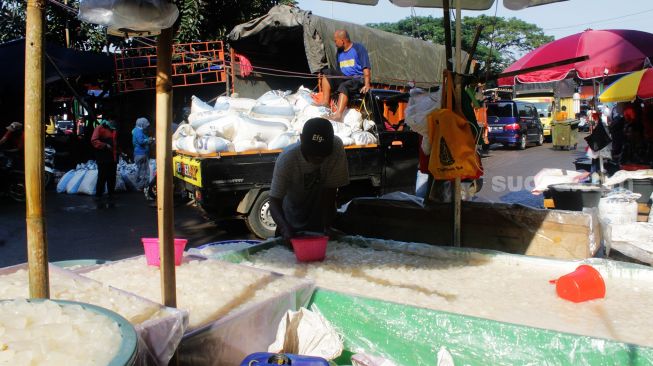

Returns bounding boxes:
[368,15,553,75]
[0,0,297,51]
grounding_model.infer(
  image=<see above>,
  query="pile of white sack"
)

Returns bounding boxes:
[56,159,156,195]
[174,87,378,155]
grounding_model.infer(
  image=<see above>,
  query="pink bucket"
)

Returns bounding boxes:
[290,235,328,262]
[141,238,187,266]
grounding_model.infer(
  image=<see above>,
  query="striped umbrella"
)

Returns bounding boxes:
[599,69,653,103]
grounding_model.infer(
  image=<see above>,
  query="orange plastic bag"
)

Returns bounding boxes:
[426,109,482,180]
[427,70,482,180]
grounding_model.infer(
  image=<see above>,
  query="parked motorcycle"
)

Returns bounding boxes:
[0,147,56,202]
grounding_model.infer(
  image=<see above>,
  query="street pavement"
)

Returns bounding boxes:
[0,133,587,268]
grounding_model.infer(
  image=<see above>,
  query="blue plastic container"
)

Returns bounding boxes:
[240,353,329,366]
[52,259,111,269]
[196,239,262,250]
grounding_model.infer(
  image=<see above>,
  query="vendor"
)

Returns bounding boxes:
[269,117,349,241]
[0,122,24,152]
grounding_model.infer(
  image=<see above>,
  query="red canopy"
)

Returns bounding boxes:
[498,29,653,86]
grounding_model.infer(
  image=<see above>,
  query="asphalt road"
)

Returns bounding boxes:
[0,133,587,268]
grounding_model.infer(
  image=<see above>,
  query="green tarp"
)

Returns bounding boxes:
[227,5,464,88]
[200,238,653,365]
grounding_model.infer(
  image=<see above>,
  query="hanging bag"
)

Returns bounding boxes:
[426,71,482,180]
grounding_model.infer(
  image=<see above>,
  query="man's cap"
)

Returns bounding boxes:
[6,122,22,131]
[301,117,334,157]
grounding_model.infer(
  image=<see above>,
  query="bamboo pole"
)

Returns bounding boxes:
[24,0,49,299]
[156,27,176,308]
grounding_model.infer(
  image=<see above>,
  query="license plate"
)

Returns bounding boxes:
[491,126,503,131]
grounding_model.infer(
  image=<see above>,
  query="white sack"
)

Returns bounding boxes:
[343,108,363,133]
[66,169,87,194]
[233,139,268,152]
[57,170,76,193]
[176,136,197,153]
[195,135,234,154]
[268,307,343,360]
[190,95,214,114]
[194,114,240,140]
[251,90,295,121]
[172,123,195,141]
[115,174,126,192]
[363,119,375,132]
[78,0,179,32]
[268,132,299,150]
[287,86,315,113]
[77,169,98,195]
[215,96,257,112]
[352,131,378,145]
[338,136,355,146]
[188,109,230,129]
[292,106,331,132]
[331,121,353,140]
[232,116,288,143]
[405,88,442,152]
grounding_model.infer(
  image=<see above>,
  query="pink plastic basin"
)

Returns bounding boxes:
[141,238,188,266]
[290,235,328,262]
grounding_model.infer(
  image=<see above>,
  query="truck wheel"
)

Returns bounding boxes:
[246,191,277,239]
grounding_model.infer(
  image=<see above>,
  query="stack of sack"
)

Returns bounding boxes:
[55,158,155,195]
[174,86,378,155]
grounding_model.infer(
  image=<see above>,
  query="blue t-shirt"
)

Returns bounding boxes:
[337,43,371,77]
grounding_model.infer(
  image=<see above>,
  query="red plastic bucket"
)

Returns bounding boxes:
[552,265,606,303]
[290,236,328,262]
[141,238,187,266]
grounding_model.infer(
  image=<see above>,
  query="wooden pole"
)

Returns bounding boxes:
[442,0,453,72]
[156,27,177,308]
[452,0,463,247]
[24,0,49,299]
[230,48,237,96]
[465,25,483,74]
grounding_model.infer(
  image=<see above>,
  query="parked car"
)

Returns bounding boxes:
[486,101,544,150]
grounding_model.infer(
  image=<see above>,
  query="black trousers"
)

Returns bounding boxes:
[95,161,117,198]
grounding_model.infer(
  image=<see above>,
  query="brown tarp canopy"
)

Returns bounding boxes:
[227,5,467,88]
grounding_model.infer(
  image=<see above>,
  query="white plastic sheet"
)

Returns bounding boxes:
[78,0,179,32]
[405,87,442,152]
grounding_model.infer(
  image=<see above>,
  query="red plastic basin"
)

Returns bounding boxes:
[290,236,328,262]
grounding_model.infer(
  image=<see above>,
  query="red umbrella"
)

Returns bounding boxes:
[498,29,653,86]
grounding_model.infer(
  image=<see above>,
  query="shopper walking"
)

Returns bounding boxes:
[91,117,118,201]
[132,117,153,190]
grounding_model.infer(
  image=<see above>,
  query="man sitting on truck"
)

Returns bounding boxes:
[319,30,372,122]
[269,117,349,242]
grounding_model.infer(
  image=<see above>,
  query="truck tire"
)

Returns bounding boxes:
[246,190,277,239]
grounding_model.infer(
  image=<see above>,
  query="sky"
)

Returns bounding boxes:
[295,0,653,40]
